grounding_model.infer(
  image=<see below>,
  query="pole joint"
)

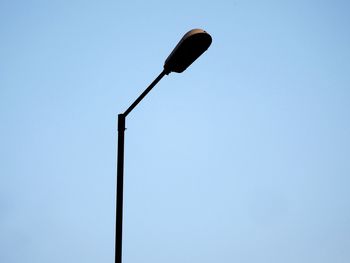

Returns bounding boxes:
[118,114,126,131]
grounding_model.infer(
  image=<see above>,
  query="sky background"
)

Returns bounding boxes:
[1,0,350,262]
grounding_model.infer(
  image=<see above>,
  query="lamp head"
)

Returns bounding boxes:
[164,29,212,74]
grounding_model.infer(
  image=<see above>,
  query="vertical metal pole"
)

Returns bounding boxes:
[114,70,165,263]
[115,113,125,263]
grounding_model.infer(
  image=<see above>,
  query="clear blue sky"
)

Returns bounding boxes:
[1,0,350,262]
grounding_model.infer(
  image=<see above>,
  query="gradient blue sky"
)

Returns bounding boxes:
[1,0,350,262]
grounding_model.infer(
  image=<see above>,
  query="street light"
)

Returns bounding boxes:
[115,29,212,263]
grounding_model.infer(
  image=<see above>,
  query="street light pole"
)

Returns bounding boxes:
[115,29,212,263]
[115,70,166,263]
[115,113,125,263]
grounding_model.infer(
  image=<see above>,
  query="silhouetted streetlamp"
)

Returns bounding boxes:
[115,29,212,263]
